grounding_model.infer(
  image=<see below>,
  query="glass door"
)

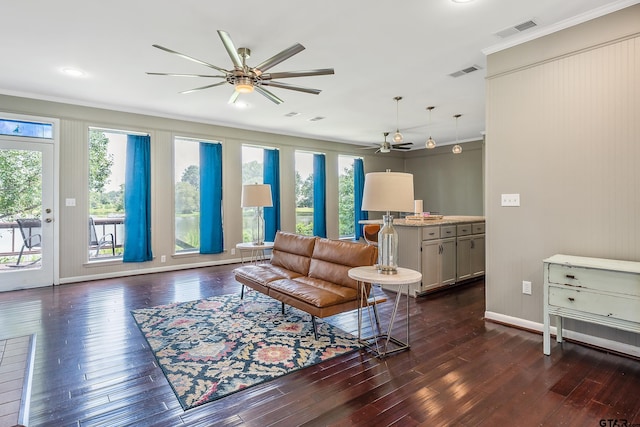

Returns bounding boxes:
[0,119,56,291]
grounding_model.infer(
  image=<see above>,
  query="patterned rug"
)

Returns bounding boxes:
[131,292,361,410]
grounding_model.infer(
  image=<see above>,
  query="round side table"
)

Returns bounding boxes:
[235,242,274,264]
[348,266,422,358]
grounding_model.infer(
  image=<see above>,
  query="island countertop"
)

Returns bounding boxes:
[360,215,485,227]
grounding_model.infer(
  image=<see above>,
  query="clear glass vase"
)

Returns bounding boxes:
[377,214,398,274]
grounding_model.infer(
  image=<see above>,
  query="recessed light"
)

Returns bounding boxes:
[61,67,85,77]
[451,0,474,3]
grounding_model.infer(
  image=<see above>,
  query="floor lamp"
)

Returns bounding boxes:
[241,184,273,245]
[361,171,414,274]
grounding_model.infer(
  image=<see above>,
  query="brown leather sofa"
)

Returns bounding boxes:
[233,231,377,338]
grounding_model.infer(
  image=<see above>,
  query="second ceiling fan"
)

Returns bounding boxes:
[147,30,335,105]
[362,132,413,153]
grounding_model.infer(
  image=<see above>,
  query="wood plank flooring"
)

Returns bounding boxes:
[0,264,639,426]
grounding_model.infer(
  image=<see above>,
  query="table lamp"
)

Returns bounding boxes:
[361,170,414,274]
[241,184,272,245]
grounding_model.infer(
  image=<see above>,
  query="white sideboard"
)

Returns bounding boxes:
[543,254,640,355]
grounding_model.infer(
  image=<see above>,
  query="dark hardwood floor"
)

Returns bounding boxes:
[1,264,639,426]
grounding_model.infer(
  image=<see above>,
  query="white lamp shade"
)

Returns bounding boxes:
[241,184,273,208]
[361,171,415,213]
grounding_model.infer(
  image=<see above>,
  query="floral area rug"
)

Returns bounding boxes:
[131,292,361,410]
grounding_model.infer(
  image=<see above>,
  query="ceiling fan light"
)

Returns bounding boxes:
[426,136,436,149]
[235,77,254,94]
[393,131,403,143]
[452,144,462,154]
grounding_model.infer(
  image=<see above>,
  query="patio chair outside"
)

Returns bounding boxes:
[89,217,115,257]
[14,218,42,266]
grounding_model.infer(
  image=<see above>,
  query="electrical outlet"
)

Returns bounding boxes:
[231,248,236,255]
[501,193,520,207]
[161,255,166,263]
[522,280,532,295]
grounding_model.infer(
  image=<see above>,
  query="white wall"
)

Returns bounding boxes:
[485,5,640,350]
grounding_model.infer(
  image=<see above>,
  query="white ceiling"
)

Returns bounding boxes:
[1,0,634,150]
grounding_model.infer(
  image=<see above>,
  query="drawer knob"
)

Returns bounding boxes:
[565,274,576,279]
[568,297,575,302]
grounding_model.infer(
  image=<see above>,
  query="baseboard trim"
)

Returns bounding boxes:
[484,311,640,358]
[60,257,242,285]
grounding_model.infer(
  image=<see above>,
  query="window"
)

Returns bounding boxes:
[294,151,314,235]
[0,118,52,139]
[174,137,222,253]
[88,128,126,259]
[242,145,264,242]
[338,156,357,239]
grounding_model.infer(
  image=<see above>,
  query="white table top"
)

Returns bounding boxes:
[235,242,274,250]
[348,266,422,285]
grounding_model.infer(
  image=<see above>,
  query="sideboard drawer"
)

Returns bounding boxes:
[548,264,640,297]
[548,286,640,323]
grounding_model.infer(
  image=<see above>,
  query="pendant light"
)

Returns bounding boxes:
[392,96,403,143]
[452,114,462,154]
[425,106,436,149]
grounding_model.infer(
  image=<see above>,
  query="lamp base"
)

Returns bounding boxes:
[376,265,398,275]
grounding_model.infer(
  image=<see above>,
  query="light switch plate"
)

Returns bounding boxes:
[65,198,76,207]
[501,193,520,207]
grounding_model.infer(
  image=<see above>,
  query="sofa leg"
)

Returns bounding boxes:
[311,316,318,340]
[240,285,245,299]
[281,302,285,314]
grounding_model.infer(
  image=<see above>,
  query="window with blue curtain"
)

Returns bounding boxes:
[123,134,153,262]
[263,148,280,242]
[313,153,326,237]
[354,158,368,240]
[199,142,223,254]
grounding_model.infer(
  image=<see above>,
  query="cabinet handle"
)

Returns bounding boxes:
[471,240,475,249]
[568,297,575,302]
[565,274,576,279]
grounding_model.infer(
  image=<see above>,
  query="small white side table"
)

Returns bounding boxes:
[236,242,274,264]
[348,266,422,358]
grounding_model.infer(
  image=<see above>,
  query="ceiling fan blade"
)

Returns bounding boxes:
[179,81,228,94]
[254,44,305,74]
[262,69,335,80]
[260,81,321,95]
[254,86,284,104]
[228,90,241,104]
[359,145,380,150]
[217,30,243,70]
[146,72,226,78]
[392,146,412,150]
[152,44,229,74]
[392,142,413,148]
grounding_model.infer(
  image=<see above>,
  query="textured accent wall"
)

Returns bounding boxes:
[485,5,640,348]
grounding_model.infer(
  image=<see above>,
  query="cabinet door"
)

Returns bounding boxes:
[421,240,440,290]
[457,235,472,281]
[470,234,485,277]
[441,238,457,285]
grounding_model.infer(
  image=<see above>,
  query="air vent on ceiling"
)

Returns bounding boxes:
[494,19,538,38]
[284,112,300,117]
[449,64,482,78]
[308,116,325,122]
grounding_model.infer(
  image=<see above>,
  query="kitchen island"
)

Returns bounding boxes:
[363,216,485,297]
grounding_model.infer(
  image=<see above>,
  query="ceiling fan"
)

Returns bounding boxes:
[362,132,413,153]
[147,30,335,105]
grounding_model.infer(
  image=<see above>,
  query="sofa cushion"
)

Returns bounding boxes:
[308,238,377,289]
[269,277,357,308]
[270,231,316,276]
[233,264,301,287]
